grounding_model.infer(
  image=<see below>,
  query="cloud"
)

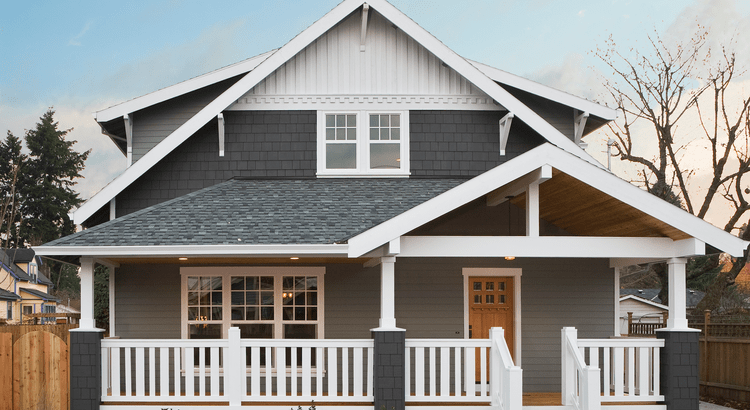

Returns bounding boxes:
[68,21,92,47]
[578,10,585,17]
[526,52,609,103]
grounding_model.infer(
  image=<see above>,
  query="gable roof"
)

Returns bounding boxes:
[620,288,705,308]
[19,287,59,302]
[0,288,20,301]
[347,143,748,257]
[74,0,607,226]
[619,294,669,311]
[46,178,462,249]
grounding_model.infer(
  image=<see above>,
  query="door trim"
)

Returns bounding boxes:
[462,268,522,366]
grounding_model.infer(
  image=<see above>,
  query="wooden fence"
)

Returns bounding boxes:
[694,311,750,403]
[0,324,75,410]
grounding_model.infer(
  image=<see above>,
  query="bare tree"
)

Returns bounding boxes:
[596,29,750,307]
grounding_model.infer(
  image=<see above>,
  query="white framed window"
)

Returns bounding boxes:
[180,267,325,341]
[317,110,410,176]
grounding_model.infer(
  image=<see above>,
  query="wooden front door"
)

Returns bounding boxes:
[469,276,514,379]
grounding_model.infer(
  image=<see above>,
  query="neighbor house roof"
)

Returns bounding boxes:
[19,288,59,302]
[0,249,32,281]
[620,288,705,308]
[46,178,463,248]
[0,288,20,301]
[74,0,609,226]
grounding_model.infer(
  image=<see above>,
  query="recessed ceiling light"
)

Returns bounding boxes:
[179,257,188,261]
[504,256,515,261]
[290,257,300,260]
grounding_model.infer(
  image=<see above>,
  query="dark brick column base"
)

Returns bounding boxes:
[70,330,103,410]
[372,329,406,410]
[657,330,700,410]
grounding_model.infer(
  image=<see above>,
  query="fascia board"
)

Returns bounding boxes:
[468,59,617,121]
[619,294,669,311]
[366,0,605,169]
[347,144,555,257]
[34,244,350,258]
[74,0,365,225]
[548,147,748,257]
[95,50,276,123]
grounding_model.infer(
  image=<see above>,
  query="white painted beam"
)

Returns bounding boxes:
[109,198,116,221]
[665,258,691,331]
[526,181,539,237]
[375,256,398,330]
[498,112,514,156]
[574,110,589,146]
[218,113,225,157]
[79,257,96,330]
[123,114,133,167]
[360,3,369,52]
[399,236,708,259]
[387,237,400,255]
[486,164,552,207]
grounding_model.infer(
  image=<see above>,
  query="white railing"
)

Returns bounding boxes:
[577,337,664,403]
[562,327,601,410]
[489,328,522,410]
[101,327,374,405]
[405,328,521,405]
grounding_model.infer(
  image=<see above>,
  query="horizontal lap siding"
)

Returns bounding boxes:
[113,258,613,393]
[114,264,181,338]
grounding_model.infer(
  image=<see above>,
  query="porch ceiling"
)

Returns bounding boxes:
[510,171,692,240]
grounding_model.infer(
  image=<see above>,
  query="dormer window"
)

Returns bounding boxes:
[317,110,409,176]
[29,259,38,284]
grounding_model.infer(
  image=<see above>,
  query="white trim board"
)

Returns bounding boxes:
[74,0,603,226]
[347,143,748,258]
[619,294,669,311]
[462,268,522,366]
[34,244,350,258]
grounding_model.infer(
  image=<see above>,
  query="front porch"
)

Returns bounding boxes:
[94,326,668,410]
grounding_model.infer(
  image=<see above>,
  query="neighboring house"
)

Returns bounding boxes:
[35,1,747,410]
[618,289,705,335]
[0,248,58,324]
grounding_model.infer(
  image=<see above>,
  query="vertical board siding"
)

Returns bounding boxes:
[132,77,242,163]
[239,10,486,99]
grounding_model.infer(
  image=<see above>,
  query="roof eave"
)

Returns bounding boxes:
[34,244,351,259]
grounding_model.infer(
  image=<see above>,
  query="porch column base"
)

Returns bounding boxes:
[70,329,104,410]
[657,329,700,410]
[372,329,406,410]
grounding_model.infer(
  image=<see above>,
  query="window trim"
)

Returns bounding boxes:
[316,110,410,177]
[180,267,325,340]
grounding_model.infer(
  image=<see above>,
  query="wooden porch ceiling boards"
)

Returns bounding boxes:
[509,171,692,240]
[104,257,370,265]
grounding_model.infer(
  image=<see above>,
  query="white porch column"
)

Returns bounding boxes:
[666,257,689,330]
[79,257,96,330]
[378,256,398,329]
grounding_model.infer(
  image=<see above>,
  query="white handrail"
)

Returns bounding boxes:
[562,327,601,410]
[489,328,522,410]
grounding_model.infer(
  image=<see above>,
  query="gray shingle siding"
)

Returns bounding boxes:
[131,76,243,163]
[117,110,317,217]
[409,110,546,176]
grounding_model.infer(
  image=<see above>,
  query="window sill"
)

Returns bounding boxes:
[316,172,410,178]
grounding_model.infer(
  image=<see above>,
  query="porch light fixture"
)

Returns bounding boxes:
[179,257,188,261]
[505,256,516,261]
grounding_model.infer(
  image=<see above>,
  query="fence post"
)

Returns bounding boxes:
[582,366,602,410]
[226,327,242,406]
[489,328,503,408]
[561,327,577,406]
[628,312,633,336]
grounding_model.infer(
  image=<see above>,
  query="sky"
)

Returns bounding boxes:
[1,0,750,229]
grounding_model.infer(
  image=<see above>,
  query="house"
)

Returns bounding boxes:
[0,248,58,324]
[618,289,705,335]
[35,1,747,409]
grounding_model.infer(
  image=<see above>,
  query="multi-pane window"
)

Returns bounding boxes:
[318,111,408,175]
[181,267,324,341]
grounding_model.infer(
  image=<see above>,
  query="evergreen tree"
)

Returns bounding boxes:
[19,109,90,246]
[0,131,25,248]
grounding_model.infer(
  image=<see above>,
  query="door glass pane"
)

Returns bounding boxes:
[499,295,506,304]
[499,282,506,291]
[473,282,481,291]
[485,282,494,291]
[486,295,494,304]
[474,295,481,304]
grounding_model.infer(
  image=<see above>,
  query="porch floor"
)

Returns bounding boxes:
[522,393,658,406]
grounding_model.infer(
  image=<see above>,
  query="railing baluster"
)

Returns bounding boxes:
[173,347,181,397]
[328,346,338,397]
[317,347,324,398]
[149,347,155,397]
[415,346,425,397]
[613,346,624,397]
[602,347,610,398]
[210,346,219,397]
[626,347,635,396]
[124,347,132,397]
[638,346,648,396]
[198,347,206,397]
[440,347,449,397]
[291,346,298,397]
[342,347,349,397]
[111,347,120,398]
[135,347,145,397]
[159,347,168,397]
[277,345,286,398]
[354,347,363,397]
[367,346,374,399]
[653,346,660,396]
[302,346,311,397]
[454,346,461,396]
[264,346,272,397]
[250,346,260,397]
[465,346,475,396]
[101,346,109,399]
[429,347,436,396]
[480,346,487,397]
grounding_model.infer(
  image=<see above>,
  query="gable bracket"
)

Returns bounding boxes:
[498,112,514,156]
[123,114,133,167]
[360,3,370,52]
[218,113,225,157]
[574,110,589,147]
